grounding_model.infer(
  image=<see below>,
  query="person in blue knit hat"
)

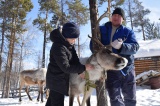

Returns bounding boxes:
[62,22,80,38]
[45,22,94,106]
[90,7,139,106]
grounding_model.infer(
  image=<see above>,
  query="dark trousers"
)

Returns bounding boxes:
[106,70,136,106]
[45,90,65,106]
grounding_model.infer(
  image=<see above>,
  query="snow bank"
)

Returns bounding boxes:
[134,39,160,58]
[136,70,159,80]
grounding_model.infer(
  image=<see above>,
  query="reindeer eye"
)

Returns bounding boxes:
[106,49,112,54]
[102,49,112,54]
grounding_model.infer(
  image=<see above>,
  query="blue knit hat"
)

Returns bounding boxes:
[62,22,80,38]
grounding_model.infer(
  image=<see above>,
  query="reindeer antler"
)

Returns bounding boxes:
[89,7,110,52]
[88,35,104,47]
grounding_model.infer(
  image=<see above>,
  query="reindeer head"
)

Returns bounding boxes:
[89,36,128,71]
[96,46,128,70]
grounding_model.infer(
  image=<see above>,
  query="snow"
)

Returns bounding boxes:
[134,39,160,58]
[135,70,159,80]
[136,86,160,106]
[0,85,160,106]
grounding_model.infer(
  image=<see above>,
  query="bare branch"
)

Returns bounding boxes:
[97,9,109,26]
[95,8,109,33]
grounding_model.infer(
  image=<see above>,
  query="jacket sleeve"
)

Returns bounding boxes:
[119,30,139,55]
[71,47,81,64]
[53,45,85,74]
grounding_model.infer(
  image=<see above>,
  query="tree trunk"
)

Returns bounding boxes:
[0,32,4,73]
[42,10,48,68]
[142,25,146,40]
[42,31,46,68]
[78,38,80,57]
[1,70,7,98]
[61,0,64,25]
[108,0,111,21]
[0,16,6,74]
[96,79,108,106]
[4,28,15,98]
[89,0,108,106]
[0,0,7,74]
[76,11,80,58]
[128,0,134,30]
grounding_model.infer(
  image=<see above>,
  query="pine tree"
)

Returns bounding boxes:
[50,0,89,57]
[1,0,33,98]
[122,0,139,30]
[67,0,89,57]
[145,22,160,40]
[33,0,59,68]
[132,1,150,40]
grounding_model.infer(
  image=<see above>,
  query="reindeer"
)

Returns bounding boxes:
[19,68,48,102]
[69,38,128,106]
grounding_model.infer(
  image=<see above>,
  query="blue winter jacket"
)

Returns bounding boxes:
[90,22,139,75]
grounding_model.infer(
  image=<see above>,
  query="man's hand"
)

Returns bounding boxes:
[111,38,123,49]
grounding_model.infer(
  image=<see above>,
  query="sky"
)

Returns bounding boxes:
[27,0,160,41]
[135,0,160,40]
[24,0,160,69]
[139,0,160,23]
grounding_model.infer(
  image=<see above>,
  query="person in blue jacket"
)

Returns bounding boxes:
[90,7,139,106]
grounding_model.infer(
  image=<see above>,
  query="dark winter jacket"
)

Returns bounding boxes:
[90,22,139,75]
[46,28,85,95]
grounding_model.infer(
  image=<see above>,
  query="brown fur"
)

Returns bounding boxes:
[19,68,48,102]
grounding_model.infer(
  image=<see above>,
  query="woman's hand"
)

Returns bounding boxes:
[79,73,85,79]
[85,64,94,71]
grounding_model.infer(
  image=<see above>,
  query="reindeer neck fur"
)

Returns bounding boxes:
[86,53,104,81]
[69,53,105,97]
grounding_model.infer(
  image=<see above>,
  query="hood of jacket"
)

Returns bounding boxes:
[50,27,73,48]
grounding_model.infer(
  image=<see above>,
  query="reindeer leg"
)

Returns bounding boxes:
[19,82,23,102]
[86,96,91,106]
[37,89,40,102]
[41,85,44,102]
[77,96,81,106]
[69,94,74,106]
[37,83,40,102]
[25,86,32,101]
[81,88,94,106]
[37,85,43,102]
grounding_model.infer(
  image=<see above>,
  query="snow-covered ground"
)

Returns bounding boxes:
[0,85,160,106]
